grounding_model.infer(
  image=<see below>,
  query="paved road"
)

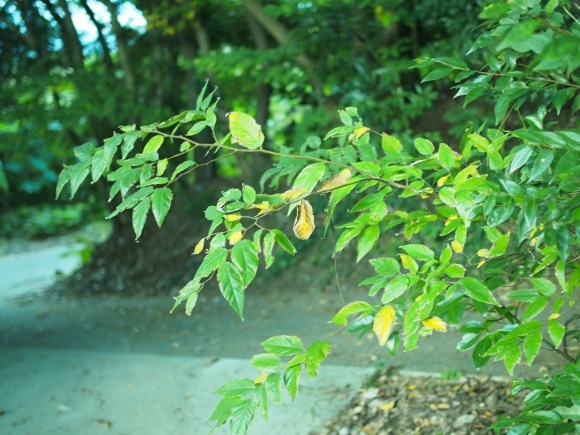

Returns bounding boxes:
[0,245,373,434]
[0,244,81,299]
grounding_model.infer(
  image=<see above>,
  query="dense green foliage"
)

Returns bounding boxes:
[59,1,579,433]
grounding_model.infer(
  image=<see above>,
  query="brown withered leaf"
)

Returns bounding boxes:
[293,199,315,240]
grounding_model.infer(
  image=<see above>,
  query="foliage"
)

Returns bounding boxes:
[58,0,579,434]
[0,203,97,239]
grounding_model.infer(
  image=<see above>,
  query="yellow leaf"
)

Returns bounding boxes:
[437,175,449,187]
[380,401,395,412]
[193,238,205,255]
[225,213,241,222]
[422,316,447,332]
[318,169,352,192]
[548,313,560,320]
[451,240,463,253]
[281,188,307,202]
[254,372,267,384]
[229,231,243,245]
[293,199,315,240]
[477,260,486,269]
[348,127,370,141]
[247,201,274,216]
[477,249,489,258]
[373,305,396,347]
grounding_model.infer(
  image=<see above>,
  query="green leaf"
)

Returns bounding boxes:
[217,262,245,320]
[209,396,242,424]
[292,163,326,193]
[170,160,196,181]
[107,186,154,219]
[522,297,548,322]
[330,301,373,325]
[548,319,566,348]
[121,130,140,159]
[283,364,301,401]
[401,244,435,261]
[357,225,380,262]
[414,138,435,156]
[509,146,533,174]
[271,229,296,255]
[509,289,541,302]
[528,149,554,181]
[500,179,523,197]
[438,143,455,170]
[381,275,410,304]
[263,231,275,268]
[229,399,254,435]
[305,340,331,377]
[262,335,304,356]
[381,133,402,154]
[505,344,522,375]
[472,336,492,369]
[214,378,255,397]
[194,246,228,280]
[242,185,257,204]
[132,197,150,240]
[524,330,542,365]
[422,67,453,82]
[456,333,480,351]
[143,135,164,154]
[266,373,282,405]
[229,112,264,149]
[151,187,173,227]
[530,278,556,296]
[458,277,500,306]
[369,257,400,277]
[231,240,259,286]
[445,264,465,278]
[68,162,91,199]
[251,354,283,372]
[91,149,107,183]
[186,121,207,136]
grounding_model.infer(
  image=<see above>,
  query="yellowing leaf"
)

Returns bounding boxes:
[451,240,463,253]
[373,305,396,347]
[281,188,307,202]
[193,238,205,255]
[293,199,315,240]
[348,127,370,141]
[477,249,489,258]
[229,231,243,245]
[477,260,486,269]
[317,169,352,192]
[254,372,267,384]
[225,213,241,222]
[422,316,447,332]
[548,313,560,320]
[437,175,449,187]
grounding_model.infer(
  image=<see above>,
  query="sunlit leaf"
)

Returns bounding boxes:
[305,340,331,377]
[228,112,264,149]
[330,301,373,325]
[373,305,396,346]
[422,316,447,332]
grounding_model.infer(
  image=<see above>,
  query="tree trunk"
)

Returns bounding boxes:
[101,0,137,103]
